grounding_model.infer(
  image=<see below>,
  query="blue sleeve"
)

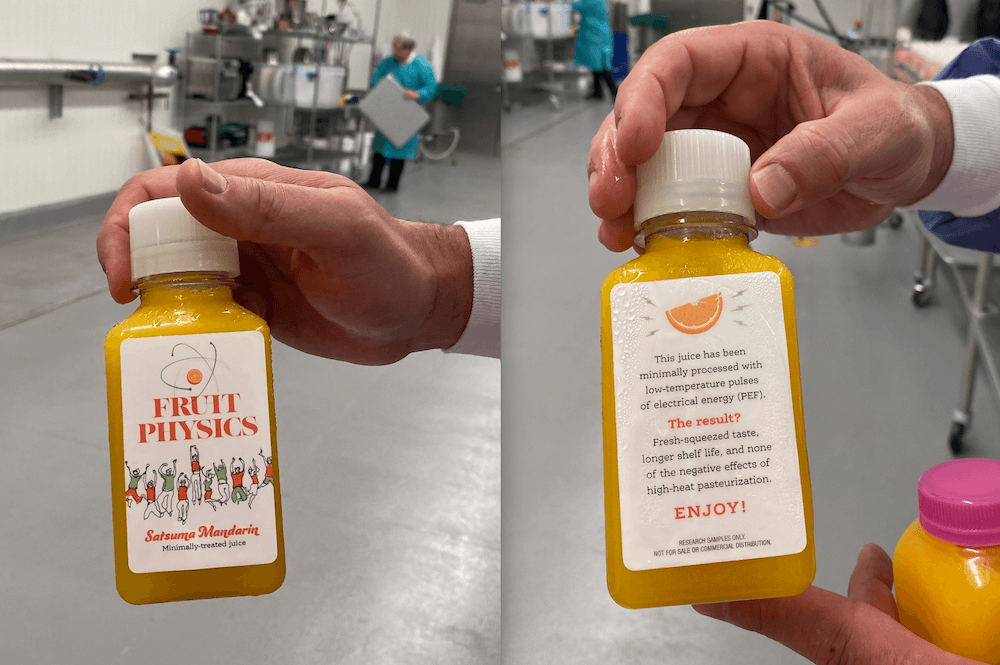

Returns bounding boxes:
[371,57,391,88]
[919,38,1000,252]
[414,57,439,104]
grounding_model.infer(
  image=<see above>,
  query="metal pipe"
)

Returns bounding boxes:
[0,59,177,87]
[369,0,383,80]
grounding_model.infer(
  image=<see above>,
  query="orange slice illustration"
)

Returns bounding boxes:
[666,293,723,335]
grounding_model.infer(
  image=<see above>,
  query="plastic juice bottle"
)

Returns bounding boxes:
[600,130,815,608]
[894,458,1000,663]
[105,197,285,604]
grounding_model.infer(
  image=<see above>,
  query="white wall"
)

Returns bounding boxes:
[0,0,209,215]
[0,0,453,216]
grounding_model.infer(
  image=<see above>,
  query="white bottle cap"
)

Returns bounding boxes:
[129,197,239,280]
[634,129,756,230]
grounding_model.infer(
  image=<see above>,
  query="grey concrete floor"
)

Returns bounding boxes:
[0,151,500,664]
[501,101,1000,663]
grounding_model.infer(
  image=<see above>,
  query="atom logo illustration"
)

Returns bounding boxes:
[160,342,219,395]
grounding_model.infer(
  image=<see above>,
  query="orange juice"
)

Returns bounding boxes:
[894,458,1000,663]
[601,130,815,608]
[105,197,284,604]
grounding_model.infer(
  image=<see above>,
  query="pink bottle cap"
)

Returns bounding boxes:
[918,458,1000,547]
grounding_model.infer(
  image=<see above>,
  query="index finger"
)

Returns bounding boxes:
[97,158,352,303]
[846,543,899,620]
[588,110,636,222]
[613,22,774,166]
[693,586,937,665]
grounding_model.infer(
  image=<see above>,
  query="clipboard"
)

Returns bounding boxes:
[358,75,430,149]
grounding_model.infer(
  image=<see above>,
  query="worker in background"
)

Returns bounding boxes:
[97,158,500,363]
[363,33,438,193]
[573,0,617,101]
[587,20,1000,665]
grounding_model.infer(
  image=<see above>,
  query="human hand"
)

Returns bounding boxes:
[404,89,421,100]
[588,21,954,251]
[692,544,977,664]
[97,158,472,365]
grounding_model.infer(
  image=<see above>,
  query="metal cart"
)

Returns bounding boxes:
[890,42,998,455]
[181,0,381,177]
[501,1,581,111]
[907,212,1000,453]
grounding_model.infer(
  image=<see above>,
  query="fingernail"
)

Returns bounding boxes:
[198,159,228,194]
[751,163,797,214]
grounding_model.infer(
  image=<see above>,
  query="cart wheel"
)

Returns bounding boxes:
[948,421,966,454]
[887,211,904,229]
[911,285,932,308]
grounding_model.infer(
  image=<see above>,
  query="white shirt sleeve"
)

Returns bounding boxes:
[908,75,1000,217]
[445,219,501,359]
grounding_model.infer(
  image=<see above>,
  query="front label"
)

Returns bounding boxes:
[120,331,278,574]
[610,272,805,571]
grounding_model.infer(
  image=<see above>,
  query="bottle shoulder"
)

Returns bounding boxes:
[602,243,791,293]
[895,519,1000,574]
[105,298,269,348]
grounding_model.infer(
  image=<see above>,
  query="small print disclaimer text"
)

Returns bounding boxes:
[652,533,772,558]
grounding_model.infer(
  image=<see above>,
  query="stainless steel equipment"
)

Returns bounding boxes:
[859,0,902,76]
[199,8,221,33]
[648,0,743,32]
[444,0,500,153]
[186,56,242,100]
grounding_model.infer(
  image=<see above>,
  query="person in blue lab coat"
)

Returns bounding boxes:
[573,0,617,100]
[363,33,438,192]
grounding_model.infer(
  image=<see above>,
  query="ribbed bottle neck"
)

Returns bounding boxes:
[135,272,236,308]
[636,213,755,249]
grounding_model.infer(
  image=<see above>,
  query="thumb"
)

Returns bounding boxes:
[847,543,899,620]
[749,104,917,218]
[692,585,960,665]
[175,159,333,250]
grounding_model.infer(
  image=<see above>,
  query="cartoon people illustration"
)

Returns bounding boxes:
[202,468,217,512]
[176,473,190,525]
[156,459,177,517]
[259,448,274,489]
[143,479,163,520]
[247,458,261,509]
[126,451,272,518]
[189,445,203,506]
[230,457,249,505]
[125,462,149,507]
[213,460,230,505]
